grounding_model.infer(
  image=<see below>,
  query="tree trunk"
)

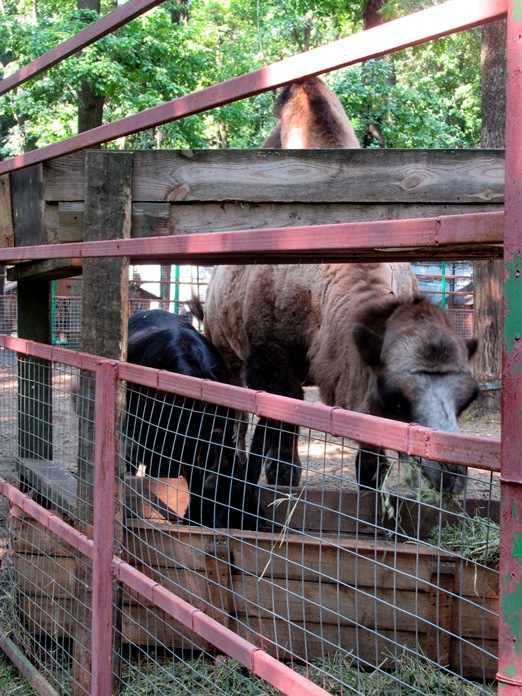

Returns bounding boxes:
[77,0,105,134]
[471,19,506,416]
[362,0,389,147]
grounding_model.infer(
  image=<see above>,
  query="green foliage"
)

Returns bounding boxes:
[0,0,483,157]
[331,28,482,149]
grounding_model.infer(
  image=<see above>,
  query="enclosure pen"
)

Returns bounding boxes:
[0,0,518,695]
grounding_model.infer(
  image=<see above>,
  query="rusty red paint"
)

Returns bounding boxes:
[0,212,504,265]
[92,361,119,696]
[117,361,499,470]
[0,333,501,471]
[497,0,522,691]
[0,0,507,176]
[113,559,332,696]
[0,0,164,98]
[0,477,95,559]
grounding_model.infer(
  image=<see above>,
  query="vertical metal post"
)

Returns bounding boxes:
[498,2,522,692]
[92,360,118,696]
[441,260,447,308]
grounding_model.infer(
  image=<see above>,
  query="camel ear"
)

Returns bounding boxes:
[353,324,383,368]
[465,338,478,360]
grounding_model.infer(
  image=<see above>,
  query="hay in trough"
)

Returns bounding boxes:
[430,511,500,565]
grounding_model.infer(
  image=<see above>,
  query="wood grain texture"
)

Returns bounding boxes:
[42,149,505,204]
[56,201,502,243]
[0,174,14,247]
[10,164,45,246]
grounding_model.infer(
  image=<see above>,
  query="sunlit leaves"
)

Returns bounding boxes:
[0,0,482,157]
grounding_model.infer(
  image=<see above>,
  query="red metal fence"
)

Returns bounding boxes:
[0,334,501,694]
[0,0,519,693]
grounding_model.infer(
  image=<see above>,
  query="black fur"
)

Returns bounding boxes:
[244,341,304,486]
[126,310,261,530]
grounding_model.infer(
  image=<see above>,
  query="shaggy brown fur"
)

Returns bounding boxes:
[262,77,360,149]
[202,78,478,493]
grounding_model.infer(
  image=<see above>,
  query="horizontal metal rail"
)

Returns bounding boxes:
[0,212,504,264]
[0,334,500,472]
[0,0,507,176]
[0,0,164,97]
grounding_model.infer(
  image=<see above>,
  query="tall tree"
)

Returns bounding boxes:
[472,19,506,415]
[77,0,104,134]
[362,0,390,147]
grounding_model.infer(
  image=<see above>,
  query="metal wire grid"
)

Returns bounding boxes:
[114,593,283,695]
[116,380,499,695]
[8,512,93,695]
[0,266,474,350]
[0,352,100,693]
[0,349,500,695]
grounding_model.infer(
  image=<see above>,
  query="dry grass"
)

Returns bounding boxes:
[430,511,500,565]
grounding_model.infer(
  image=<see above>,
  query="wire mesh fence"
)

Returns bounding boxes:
[0,265,474,352]
[0,341,499,695]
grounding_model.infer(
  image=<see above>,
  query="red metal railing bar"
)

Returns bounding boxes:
[0,631,60,696]
[112,560,332,696]
[497,2,522,692]
[0,0,165,98]
[0,0,507,176]
[0,211,504,264]
[1,479,95,558]
[0,333,498,471]
[91,361,119,696]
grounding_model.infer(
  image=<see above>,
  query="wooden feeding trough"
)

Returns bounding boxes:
[9,474,500,681]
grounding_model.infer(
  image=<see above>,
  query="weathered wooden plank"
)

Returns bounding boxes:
[43,153,85,203]
[73,150,133,695]
[44,202,59,245]
[17,596,210,650]
[10,164,46,246]
[17,596,496,680]
[7,259,83,282]
[12,550,497,643]
[42,149,505,205]
[80,151,132,358]
[9,505,75,556]
[56,201,502,243]
[130,149,505,204]
[13,554,76,597]
[123,523,443,591]
[455,561,499,599]
[0,174,14,248]
[16,458,79,515]
[236,620,498,681]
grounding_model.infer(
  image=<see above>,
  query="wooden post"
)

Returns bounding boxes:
[72,151,132,696]
[9,165,53,472]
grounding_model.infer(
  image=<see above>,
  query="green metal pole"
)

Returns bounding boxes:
[441,261,446,309]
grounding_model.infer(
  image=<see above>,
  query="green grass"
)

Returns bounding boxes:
[0,654,37,696]
[115,652,496,696]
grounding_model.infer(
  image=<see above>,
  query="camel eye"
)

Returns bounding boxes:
[457,384,480,416]
[390,393,410,418]
[379,381,412,421]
